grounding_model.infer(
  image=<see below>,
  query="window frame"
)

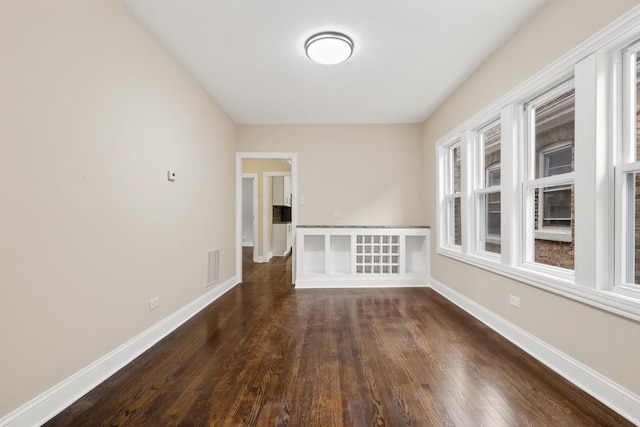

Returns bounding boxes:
[441,140,463,250]
[474,119,502,258]
[614,40,640,297]
[521,82,577,283]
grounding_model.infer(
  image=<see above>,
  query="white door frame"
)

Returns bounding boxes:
[236,152,298,283]
[242,174,258,262]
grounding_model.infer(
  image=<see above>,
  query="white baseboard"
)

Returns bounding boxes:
[429,277,640,425]
[0,276,239,427]
[248,252,274,264]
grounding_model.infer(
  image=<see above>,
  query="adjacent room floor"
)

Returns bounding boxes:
[45,248,632,426]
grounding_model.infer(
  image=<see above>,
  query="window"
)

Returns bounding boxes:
[617,43,640,289]
[476,121,501,255]
[487,166,501,186]
[525,85,575,270]
[444,142,462,247]
[541,144,572,177]
[435,8,640,321]
[539,143,573,230]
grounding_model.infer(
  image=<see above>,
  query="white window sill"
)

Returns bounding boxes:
[535,229,572,242]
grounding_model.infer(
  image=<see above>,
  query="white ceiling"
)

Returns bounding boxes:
[120,0,548,125]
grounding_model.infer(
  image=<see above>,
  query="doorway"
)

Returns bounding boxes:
[236,152,297,284]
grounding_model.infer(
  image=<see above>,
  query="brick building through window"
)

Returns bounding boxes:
[531,89,575,270]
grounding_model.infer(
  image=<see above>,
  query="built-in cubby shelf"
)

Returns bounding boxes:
[295,226,430,288]
[356,234,400,274]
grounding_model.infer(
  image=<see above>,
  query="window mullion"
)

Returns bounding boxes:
[575,53,612,289]
[500,104,518,267]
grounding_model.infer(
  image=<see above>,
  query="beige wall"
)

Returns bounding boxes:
[238,124,425,227]
[423,0,640,395]
[0,0,237,418]
[242,159,291,257]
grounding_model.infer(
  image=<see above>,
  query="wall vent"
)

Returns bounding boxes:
[206,249,220,287]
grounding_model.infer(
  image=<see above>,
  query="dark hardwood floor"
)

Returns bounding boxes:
[45,247,632,426]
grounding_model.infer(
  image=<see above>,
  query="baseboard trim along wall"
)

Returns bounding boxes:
[0,276,239,427]
[429,277,640,425]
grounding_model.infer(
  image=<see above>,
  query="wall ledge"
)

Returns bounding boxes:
[295,277,430,288]
[430,277,640,425]
[0,276,239,427]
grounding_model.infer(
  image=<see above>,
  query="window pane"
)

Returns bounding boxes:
[533,185,574,270]
[452,145,461,193]
[447,197,462,246]
[544,147,572,177]
[481,192,501,254]
[534,89,575,179]
[447,143,462,248]
[482,122,501,187]
[635,50,640,161]
[629,173,640,285]
[622,53,640,285]
[453,197,462,246]
[487,168,501,186]
[542,185,572,227]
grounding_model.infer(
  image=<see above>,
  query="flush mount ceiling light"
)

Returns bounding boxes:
[305,32,353,65]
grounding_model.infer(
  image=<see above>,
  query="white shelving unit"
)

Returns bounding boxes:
[295,227,430,288]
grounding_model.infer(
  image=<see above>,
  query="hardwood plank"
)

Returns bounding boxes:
[45,251,634,426]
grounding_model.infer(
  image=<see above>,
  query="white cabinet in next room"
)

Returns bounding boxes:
[272,175,291,206]
[272,224,293,257]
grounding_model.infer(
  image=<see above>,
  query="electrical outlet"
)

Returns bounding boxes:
[149,297,160,311]
[509,295,520,308]
[333,211,342,218]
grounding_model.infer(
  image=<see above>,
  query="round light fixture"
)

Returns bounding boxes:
[305,32,353,65]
